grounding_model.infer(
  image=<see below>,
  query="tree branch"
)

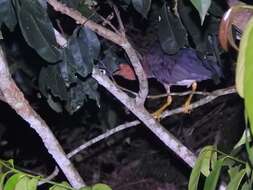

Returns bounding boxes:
[43,86,235,183]
[47,0,148,104]
[92,68,196,167]
[0,47,85,188]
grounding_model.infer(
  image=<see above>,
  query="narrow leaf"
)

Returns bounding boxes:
[203,158,226,190]
[227,168,246,190]
[188,146,214,190]
[4,173,25,190]
[0,172,11,190]
[92,184,112,190]
[242,16,253,134]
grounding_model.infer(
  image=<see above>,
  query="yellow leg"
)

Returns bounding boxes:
[183,82,197,113]
[152,96,172,120]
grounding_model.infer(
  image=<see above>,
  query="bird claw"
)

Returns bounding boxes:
[183,100,192,113]
[152,111,162,121]
[151,96,172,121]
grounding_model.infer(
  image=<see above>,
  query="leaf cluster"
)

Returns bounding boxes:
[0,159,112,190]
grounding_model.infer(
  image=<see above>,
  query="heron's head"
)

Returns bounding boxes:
[114,64,136,80]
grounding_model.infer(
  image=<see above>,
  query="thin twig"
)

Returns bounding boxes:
[98,14,120,35]
[44,86,236,181]
[108,0,126,35]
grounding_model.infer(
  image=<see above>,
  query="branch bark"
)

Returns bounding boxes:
[47,0,149,104]
[0,47,85,188]
[92,68,197,167]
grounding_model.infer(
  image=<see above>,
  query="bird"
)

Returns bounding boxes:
[114,42,222,119]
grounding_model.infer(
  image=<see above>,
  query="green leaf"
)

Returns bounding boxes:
[15,0,61,62]
[27,177,39,190]
[0,172,11,190]
[92,184,112,190]
[190,0,211,25]
[6,160,14,168]
[233,129,251,149]
[14,176,29,190]
[158,3,188,54]
[227,168,246,190]
[49,182,70,190]
[228,165,240,180]
[245,129,253,166]
[131,0,151,18]
[241,181,252,190]
[0,0,17,31]
[4,173,25,190]
[203,158,226,190]
[242,16,253,134]
[188,146,214,190]
[79,187,91,190]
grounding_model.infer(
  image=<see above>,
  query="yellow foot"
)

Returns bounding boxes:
[183,82,197,113]
[152,96,172,121]
[183,99,191,113]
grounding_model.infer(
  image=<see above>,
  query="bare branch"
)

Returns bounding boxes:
[0,47,85,188]
[108,0,126,35]
[92,68,196,167]
[162,87,236,118]
[48,0,149,104]
[43,86,236,182]
[67,121,140,158]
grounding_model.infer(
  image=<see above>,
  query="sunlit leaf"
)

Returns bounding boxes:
[190,0,211,25]
[242,17,253,134]
[79,187,91,190]
[203,158,226,190]
[49,182,70,190]
[132,0,151,17]
[188,146,214,190]
[0,172,11,190]
[92,184,112,190]
[227,168,246,190]
[4,173,25,190]
[15,176,29,190]
[27,177,39,190]
[233,129,251,149]
[6,160,14,168]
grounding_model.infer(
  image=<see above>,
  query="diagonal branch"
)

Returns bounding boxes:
[41,87,235,184]
[0,47,85,188]
[92,68,197,167]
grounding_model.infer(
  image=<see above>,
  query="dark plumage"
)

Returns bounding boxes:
[142,43,221,87]
[114,42,222,117]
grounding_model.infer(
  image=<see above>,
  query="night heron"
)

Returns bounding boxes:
[115,42,222,118]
